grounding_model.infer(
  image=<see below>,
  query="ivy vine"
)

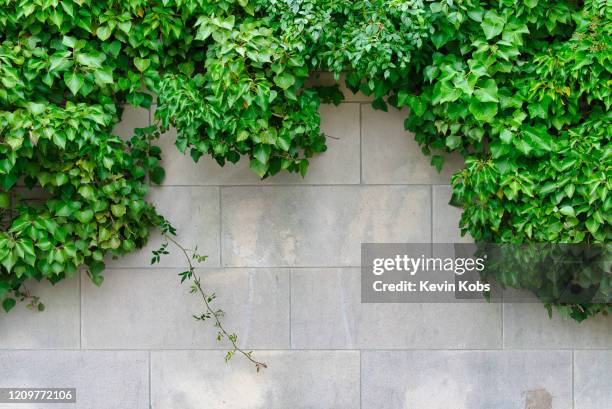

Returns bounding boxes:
[157,0,610,320]
[0,0,609,359]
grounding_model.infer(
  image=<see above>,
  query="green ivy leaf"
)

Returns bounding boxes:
[111,204,127,218]
[250,158,268,178]
[432,81,462,104]
[299,159,309,177]
[585,218,599,235]
[76,52,106,68]
[559,206,575,217]
[253,144,271,164]
[118,21,132,34]
[105,41,122,57]
[150,166,166,185]
[273,72,296,90]
[91,275,104,286]
[1,252,17,273]
[237,130,249,142]
[522,125,553,152]
[474,79,499,103]
[96,25,112,41]
[49,8,63,28]
[89,261,105,276]
[446,134,461,150]
[195,17,213,41]
[134,57,151,72]
[481,11,506,40]
[469,100,498,121]
[404,94,427,116]
[26,102,46,114]
[53,132,67,149]
[62,35,77,48]
[2,298,16,313]
[78,185,96,201]
[76,209,95,223]
[431,155,445,172]
[55,172,69,186]
[94,67,114,86]
[64,72,84,95]
[500,129,513,144]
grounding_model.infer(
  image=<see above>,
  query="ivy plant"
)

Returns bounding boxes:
[155,0,433,177]
[155,7,326,178]
[155,0,609,321]
[1,0,609,332]
[398,0,611,321]
[0,0,265,368]
[0,0,167,310]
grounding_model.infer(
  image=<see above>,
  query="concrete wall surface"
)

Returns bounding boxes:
[0,100,610,409]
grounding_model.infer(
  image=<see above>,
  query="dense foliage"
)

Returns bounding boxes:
[155,5,325,178]
[403,0,610,242]
[399,0,611,321]
[162,0,611,320]
[1,0,609,321]
[0,0,169,311]
[155,0,432,177]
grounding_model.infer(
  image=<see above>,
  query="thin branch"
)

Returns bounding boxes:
[162,233,267,372]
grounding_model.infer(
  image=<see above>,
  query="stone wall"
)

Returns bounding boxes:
[0,96,610,409]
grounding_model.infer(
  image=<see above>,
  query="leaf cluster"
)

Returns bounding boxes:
[399,1,611,320]
[1,0,610,322]
[0,0,171,310]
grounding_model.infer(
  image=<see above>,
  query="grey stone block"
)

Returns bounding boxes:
[0,277,79,349]
[151,350,359,409]
[222,185,431,267]
[291,268,501,349]
[574,350,612,409]
[154,103,360,185]
[362,350,572,409]
[433,185,473,243]
[112,105,149,139]
[0,350,148,409]
[106,186,220,268]
[81,268,289,349]
[361,105,464,184]
[503,303,612,348]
